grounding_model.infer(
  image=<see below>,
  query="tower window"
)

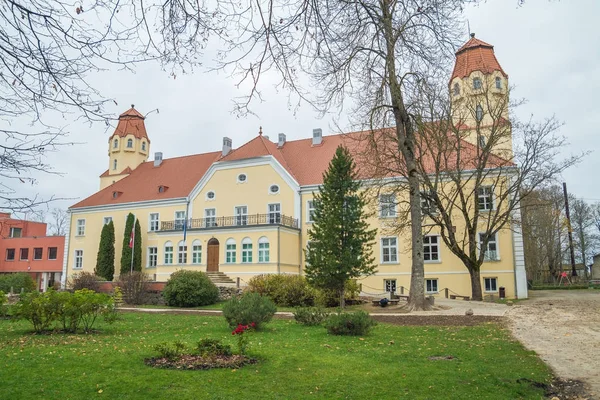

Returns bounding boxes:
[127,139,133,148]
[142,141,146,151]
[113,159,117,170]
[475,105,483,122]
[495,77,502,89]
[473,78,482,89]
[113,139,118,149]
[453,83,460,96]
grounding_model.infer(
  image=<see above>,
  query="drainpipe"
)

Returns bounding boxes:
[60,210,73,289]
[298,190,302,275]
[277,226,281,274]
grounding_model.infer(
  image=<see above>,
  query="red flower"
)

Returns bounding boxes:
[250,322,256,328]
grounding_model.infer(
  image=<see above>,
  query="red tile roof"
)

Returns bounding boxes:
[451,36,508,81]
[110,107,150,142]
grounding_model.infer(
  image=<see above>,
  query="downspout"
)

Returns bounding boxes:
[277,226,281,274]
[60,210,73,289]
[298,190,302,275]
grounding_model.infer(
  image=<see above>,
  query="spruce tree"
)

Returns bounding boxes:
[305,145,377,308]
[120,213,135,275]
[95,221,115,280]
[133,219,142,272]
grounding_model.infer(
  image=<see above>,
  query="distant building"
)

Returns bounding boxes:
[0,212,64,291]
[592,254,600,280]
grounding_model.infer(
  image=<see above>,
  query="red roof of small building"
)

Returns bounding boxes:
[451,35,508,81]
[109,106,150,142]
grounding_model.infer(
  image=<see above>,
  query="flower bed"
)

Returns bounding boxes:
[144,354,257,370]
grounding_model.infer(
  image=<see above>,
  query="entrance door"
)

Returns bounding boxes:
[207,238,220,272]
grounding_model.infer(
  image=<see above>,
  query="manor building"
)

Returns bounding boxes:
[62,35,527,299]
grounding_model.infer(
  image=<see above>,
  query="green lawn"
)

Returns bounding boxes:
[0,313,551,399]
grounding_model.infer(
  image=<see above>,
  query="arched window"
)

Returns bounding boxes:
[113,139,118,149]
[192,240,202,264]
[473,77,482,89]
[475,105,484,122]
[258,237,270,263]
[127,138,133,148]
[453,82,460,96]
[226,238,236,263]
[164,241,173,264]
[178,240,187,264]
[141,141,146,151]
[241,237,253,263]
[113,159,117,170]
[495,77,502,89]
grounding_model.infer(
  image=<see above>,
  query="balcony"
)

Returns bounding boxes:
[160,213,299,232]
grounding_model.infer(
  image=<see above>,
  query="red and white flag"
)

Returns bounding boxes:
[128,218,136,248]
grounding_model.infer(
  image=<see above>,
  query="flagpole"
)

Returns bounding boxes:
[130,215,136,273]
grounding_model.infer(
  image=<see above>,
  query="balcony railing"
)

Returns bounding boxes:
[160,213,299,231]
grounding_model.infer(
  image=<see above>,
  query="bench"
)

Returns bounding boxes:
[372,299,400,306]
[449,294,470,301]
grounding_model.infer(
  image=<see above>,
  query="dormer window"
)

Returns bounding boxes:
[142,142,146,151]
[495,77,502,89]
[206,191,215,200]
[237,174,247,183]
[113,139,118,149]
[112,191,121,199]
[475,105,484,122]
[113,159,117,170]
[453,83,460,96]
[127,139,133,148]
[158,185,168,193]
[473,78,482,90]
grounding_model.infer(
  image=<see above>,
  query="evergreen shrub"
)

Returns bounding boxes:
[324,311,376,336]
[162,270,219,307]
[222,292,276,329]
[247,274,316,307]
[293,307,330,326]
[0,273,36,293]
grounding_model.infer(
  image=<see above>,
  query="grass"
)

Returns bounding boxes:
[0,312,552,399]
[136,302,365,313]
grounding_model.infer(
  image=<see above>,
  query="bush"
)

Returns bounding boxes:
[293,307,330,326]
[116,272,150,305]
[324,311,376,336]
[163,270,219,307]
[222,292,276,329]
[314,280,361,307]
[0,290,7,317]
[15,289,117,333]
[197,338,232,357]
[70,272,102,292]
[0,273,36,293]
[247,274,316,307]
[154,341,187,361]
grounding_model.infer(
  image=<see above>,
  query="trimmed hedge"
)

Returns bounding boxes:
[163,270,219,307]
[325,311,376,336]
[222,292,276,329]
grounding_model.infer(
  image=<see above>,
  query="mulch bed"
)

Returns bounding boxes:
[145,354,257,370]
[516,377,591,400]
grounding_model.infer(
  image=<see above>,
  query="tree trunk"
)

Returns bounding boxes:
[339,287,345,309]
[469,267,483,301]
[406,174,430,311]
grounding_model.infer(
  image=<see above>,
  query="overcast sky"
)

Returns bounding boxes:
[10,0,600,218]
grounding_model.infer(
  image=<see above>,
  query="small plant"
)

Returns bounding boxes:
[69,272,102,292]
[0,273,36,293]
[0,290,7,318]
[116,272,150,305]
[222,292,276,329]
[247,274,316,307]
[293,307,330,326]
[154,341,187,361]
[325,311,376,336]
[162,270,219,307]
[112,286,124,307]
[197,338,232,358]
[232,323,255,355]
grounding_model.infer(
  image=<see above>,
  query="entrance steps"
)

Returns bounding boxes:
[205,271,236,285]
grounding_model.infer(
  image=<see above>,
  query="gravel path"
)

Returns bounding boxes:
[506,290,600,399]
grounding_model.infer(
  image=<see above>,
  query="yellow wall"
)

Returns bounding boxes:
[107,133,149,177]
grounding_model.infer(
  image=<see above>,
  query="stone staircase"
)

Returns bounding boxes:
[205,271,236,285]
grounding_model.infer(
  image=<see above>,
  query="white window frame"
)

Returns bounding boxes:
[258,237,270,263]
[103,216,113,225]
[149,213,160,232]
[484,277,498,293]
[477,186,494,211]
[76,219,86,236]
[174,211,186,230]
[384,279,397,293]
[148,247,158,268]
[226,238,236,263]
[164,241,173,265]
[6,248,15,261]
[205,208,216,227]
[206,191,216,201]
[237,173,248,184]
[307,200,316,223]
[235,206,248,226]
[20,248,29,260]
[268,203,281,224]
[423,235,440,262]
[177,241,187,264]
[33,247,43,260]
[48,247,58,260]
[379,194,396,218]
[192,240,202,264]
[381,237,398,264]
[479,232,500,261]
[9,227,22,238]
[426,279,439,294]
[495,77,502,89]
[269,184,280,195]
[113,139,118,149]
[241,237,253,263]
[74,250,83,269]
[473,77,482,89]
[127,138,133,148]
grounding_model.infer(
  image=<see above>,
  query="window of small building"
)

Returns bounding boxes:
[33,248,43,260]
[48,247,58,260]
[20,248,29,260]
[9,227,22,238]
[6,248,15,261]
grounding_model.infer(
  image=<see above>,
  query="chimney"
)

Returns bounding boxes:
[222,137,232,156]
[312,128,322,145]
[277,133,286,148]
[154,152,163,167]
[470,32,475,38]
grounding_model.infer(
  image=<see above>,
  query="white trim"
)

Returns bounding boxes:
[76,218,86,236]
[268,184,280,195]
[61,211,72,288]
[306,200,315,223]
[205,191,216,201]
[148,212,160,232]
[147,246,158,268]
[234,205,248,226]
[478,231,500,261]
[73,249,84,270]
[380,236,399,264]
[70,197,187,213]
[511,199,528,298]
[425,278,439,294]
[151,225,300,236]
[378,193,397,218]
[372,270,516,276]
[483,277,499,293]
[267,202,281,224]
[237,173,248,184]
[423,234,441,263]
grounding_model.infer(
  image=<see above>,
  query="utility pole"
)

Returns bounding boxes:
[563,182,577,277]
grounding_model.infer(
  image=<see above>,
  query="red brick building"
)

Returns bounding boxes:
[0,212,64,291]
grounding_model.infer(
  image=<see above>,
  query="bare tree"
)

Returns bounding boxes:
[570,196,598,276]
[48,208,68,236]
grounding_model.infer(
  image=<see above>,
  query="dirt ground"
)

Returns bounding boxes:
[506,290,600,399]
